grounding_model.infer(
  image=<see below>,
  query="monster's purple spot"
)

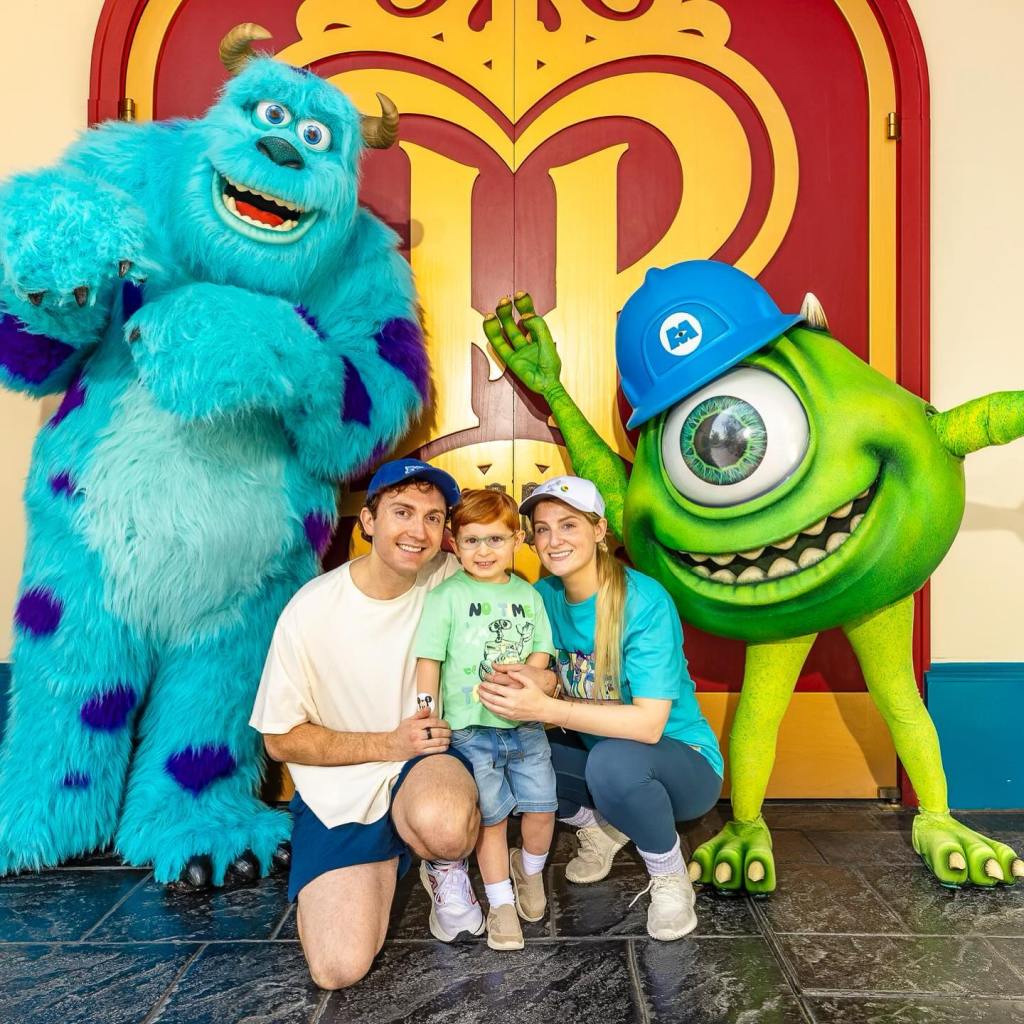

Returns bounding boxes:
[0,314,75,385]
[166,744,237,796]
[340,356,373,426]
[61,771,90,789]
[80,684,137,731]
[14,587,62,637]
[49,372,86,428]
[122,281,144,320]
[49,470,79,498]
[375,318,429,401]
[295,305,326,339]
[304,511,334,557]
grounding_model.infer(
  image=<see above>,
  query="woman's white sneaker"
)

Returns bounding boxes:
[419,860,485,941]
[565,822,629,883]
[631,870,698,940]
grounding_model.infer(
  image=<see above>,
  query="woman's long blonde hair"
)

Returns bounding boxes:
[534,503,627,691]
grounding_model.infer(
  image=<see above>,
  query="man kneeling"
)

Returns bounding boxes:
[250,460,483,990]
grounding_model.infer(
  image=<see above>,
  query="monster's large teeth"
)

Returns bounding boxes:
[850,514,864,532]
[692,565,711,578]
[798,547,827,569]
[773,534,798,551]
[767,557,798,578]
[710,554,736,567]
[739,547,764,560]
[710,568,737,584]
[803,518,827,536]
[690,553,710,563]
[737,565,766,584]
[857,489,870,500]
[826,532,849,553]
[831,501,853,519]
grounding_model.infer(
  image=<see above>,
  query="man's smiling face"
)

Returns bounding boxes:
[360,482,447,577]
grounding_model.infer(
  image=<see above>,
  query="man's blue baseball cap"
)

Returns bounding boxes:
[366,458,461,510]
[617,260,803,429]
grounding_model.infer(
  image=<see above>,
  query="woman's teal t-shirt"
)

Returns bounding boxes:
[534,568,724,777]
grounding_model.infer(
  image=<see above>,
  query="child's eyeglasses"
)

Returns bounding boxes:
[457,534,515,550]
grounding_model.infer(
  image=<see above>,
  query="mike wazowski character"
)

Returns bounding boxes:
[484,259,1024,895]
[0,25,428,887]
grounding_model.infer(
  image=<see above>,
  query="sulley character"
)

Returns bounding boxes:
[485,259,1024,895]
[0,25,429,887]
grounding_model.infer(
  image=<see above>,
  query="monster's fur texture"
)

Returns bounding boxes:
[0,58,427,882]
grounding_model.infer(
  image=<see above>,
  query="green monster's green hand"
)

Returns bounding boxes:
[688,816,775,896]
[484,293,628,538]
[912,811,1024,888]
[483,293,564,398]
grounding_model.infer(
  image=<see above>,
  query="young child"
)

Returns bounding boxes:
[414,489,558,951]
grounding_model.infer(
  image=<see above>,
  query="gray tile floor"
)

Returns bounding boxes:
[2,803,1024,1023]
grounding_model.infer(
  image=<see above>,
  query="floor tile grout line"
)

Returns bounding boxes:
[79,871,154,941]
[625,939,652,1024]
[850,864,916,932]
[748,896,817,1024]
[309,987,332,1024]
[978,934,1024,989]
[138,942,208,1024]
[801,988,1024,1003]
[269,902,295,940]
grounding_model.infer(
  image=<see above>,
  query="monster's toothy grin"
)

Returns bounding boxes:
[669,481,878,585]
[220,174,304,230]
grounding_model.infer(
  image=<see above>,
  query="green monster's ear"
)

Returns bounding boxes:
[800,292,830,332]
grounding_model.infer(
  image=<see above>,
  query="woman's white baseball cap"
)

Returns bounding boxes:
[518,475,606,517]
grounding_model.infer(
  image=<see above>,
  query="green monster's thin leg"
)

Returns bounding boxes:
[690,633,816,895]
[844,596,1023,886]
[929,391,1024,456]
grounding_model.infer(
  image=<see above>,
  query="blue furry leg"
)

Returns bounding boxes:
[0,531,149,873]
[114,577,296,885]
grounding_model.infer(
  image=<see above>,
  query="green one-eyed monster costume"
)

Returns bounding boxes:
[484,260,1024,894]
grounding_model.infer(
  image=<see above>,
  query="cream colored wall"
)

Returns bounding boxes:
[0,0,108,659]
[0,2,1020,662]
[909,0,1024,661]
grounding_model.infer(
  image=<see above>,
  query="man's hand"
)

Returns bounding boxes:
[387,706,452,760]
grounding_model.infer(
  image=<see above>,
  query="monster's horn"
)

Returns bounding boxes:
[219,23,273,75]
[800,292,829,331]
[361,93,400,149]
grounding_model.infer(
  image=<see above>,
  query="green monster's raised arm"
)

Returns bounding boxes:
[930,392,1024,455]
[484,293,628,538]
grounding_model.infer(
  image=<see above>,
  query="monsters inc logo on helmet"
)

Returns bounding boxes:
[617,260,804,429]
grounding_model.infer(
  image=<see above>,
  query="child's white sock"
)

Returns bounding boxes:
[520,849,548,876]
[560,807,599,829]
[637,836,685,876]
[484,878,515,908]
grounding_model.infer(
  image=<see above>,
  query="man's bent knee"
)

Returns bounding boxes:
[307,946,378,991]
[408,800,479,861]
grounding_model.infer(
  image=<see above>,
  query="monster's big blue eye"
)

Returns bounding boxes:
[297,119,332,151]
[255,101,292,127]
[661,367,809,507]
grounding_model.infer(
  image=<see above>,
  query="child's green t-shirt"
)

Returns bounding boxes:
[414,570,555,729]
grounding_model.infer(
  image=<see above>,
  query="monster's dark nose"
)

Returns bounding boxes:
[256,136,304,169]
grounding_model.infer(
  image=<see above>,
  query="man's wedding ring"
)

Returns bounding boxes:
[425,727,432,740]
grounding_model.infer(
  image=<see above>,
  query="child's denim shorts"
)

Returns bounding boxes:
[450,722,558,826]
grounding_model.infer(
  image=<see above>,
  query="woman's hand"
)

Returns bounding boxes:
[482,663,558,696]
[478,669,558,723]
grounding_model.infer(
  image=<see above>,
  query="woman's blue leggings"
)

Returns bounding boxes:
[548,730,723,854]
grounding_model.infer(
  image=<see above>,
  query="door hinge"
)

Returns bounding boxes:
[886,111,900,141]
[119,97,137,122]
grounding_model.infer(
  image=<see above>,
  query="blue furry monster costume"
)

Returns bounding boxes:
[0,25,428,886]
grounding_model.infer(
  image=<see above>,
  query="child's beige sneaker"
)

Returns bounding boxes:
[565,822,629,883]
[509,848,546,922]
[486,902,525,950]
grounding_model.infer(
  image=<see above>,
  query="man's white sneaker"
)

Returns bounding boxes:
[629,870,698,941]
[419,859,485,942]
[565,822,629,884]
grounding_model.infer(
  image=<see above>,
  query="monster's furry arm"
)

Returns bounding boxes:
[929,392,1024,456]
[0,122,160,362]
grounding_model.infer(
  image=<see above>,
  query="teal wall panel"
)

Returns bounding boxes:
[928,662,1024,810]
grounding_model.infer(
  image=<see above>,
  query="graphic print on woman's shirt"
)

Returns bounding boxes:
[556,649,622,703]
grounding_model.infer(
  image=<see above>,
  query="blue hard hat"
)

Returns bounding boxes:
[617,260,803,428]
[366,458,461,509]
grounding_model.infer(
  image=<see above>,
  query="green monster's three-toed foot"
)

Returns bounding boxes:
[688,812,1024,894]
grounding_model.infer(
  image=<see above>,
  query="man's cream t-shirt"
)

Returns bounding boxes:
[250,551,459,828]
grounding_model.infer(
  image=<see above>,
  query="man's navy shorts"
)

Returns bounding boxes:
[287,749,473,902]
